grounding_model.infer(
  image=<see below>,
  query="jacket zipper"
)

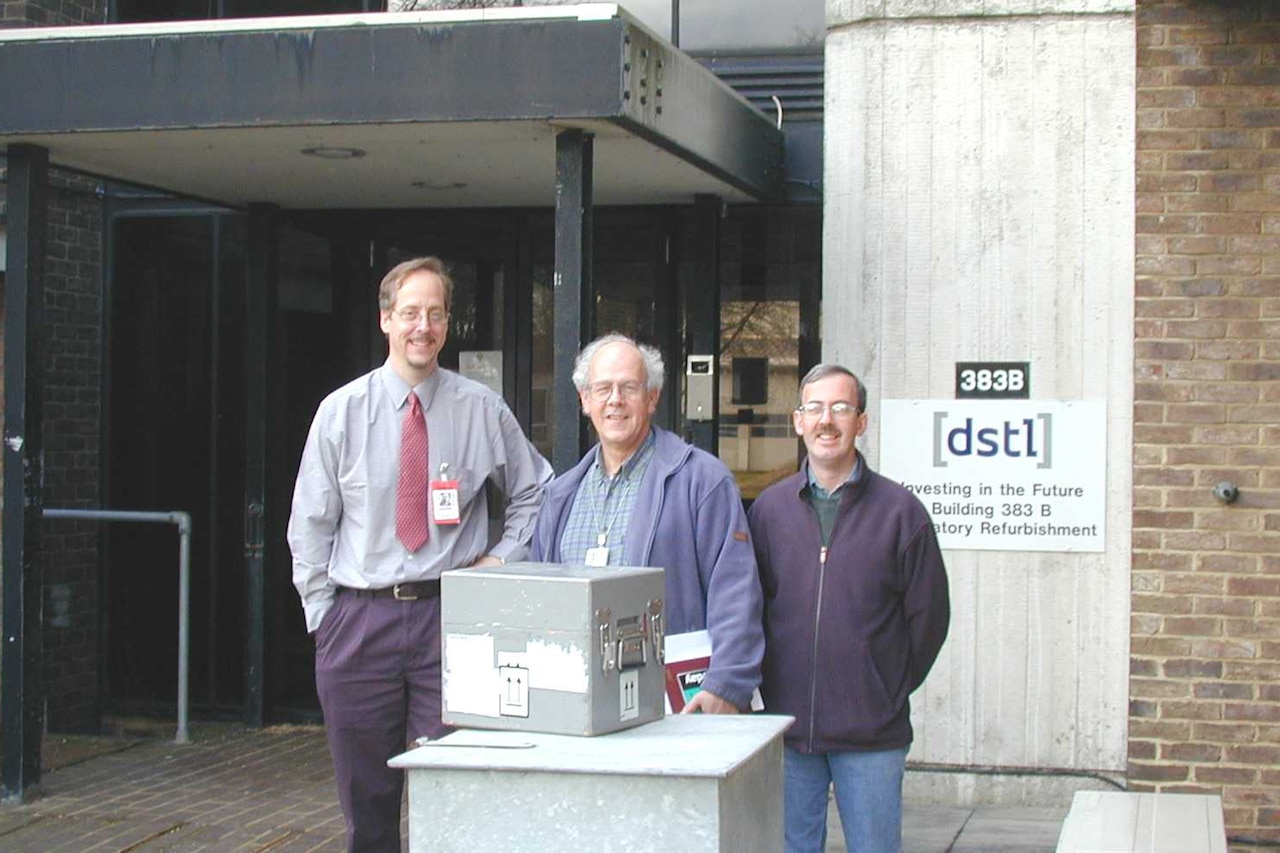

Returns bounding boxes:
[806,544,828,751]
[802,468,861,751]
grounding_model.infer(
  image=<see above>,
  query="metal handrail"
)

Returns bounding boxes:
[41,508,192,744]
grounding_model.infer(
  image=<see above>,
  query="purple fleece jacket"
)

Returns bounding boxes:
[531,427,764,710]
[748,455,950,754]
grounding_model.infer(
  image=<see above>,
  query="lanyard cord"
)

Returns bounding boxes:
[593,467,637,548]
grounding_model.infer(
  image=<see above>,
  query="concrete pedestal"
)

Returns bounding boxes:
[389,714,793,853]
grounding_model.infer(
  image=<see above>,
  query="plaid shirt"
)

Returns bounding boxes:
[558,430,657,566]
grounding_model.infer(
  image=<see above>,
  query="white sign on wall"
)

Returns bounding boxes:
[879,400,1106,552]
[460,351,503,396]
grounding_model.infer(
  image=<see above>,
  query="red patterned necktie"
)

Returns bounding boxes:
[395,393,430,552]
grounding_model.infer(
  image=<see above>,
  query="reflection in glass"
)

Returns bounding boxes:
[716,208,820,499]
[529,220,667,461]
[719,300,801,499]
[531,264,555,459]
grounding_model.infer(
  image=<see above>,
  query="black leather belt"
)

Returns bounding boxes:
[338,580,440,601]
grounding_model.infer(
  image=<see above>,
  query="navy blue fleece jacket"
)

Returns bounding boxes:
[749,456,950,753]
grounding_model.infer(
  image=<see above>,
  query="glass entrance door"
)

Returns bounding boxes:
[103,202,773,723]
[266,211,524,717]
[716,207,821,500]
[528,210,678,463]
[107,210,250,716]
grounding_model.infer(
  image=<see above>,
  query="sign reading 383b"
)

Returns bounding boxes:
[955,362,1030,399]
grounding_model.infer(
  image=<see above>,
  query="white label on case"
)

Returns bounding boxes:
[620,670,639,721]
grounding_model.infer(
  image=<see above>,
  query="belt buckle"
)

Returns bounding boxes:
[393,583,419,601]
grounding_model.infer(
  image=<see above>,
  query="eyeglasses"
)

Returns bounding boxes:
[796,401,859,420]
[393,307,449,326]
[586,380,646,402]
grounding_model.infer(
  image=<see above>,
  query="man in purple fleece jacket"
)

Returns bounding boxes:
[748,364,950,853]
[531,333,764,713]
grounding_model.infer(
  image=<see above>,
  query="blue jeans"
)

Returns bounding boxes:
[784,745,908,853]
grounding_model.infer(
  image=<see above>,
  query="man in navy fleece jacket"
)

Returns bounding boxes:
[749,364,950,853]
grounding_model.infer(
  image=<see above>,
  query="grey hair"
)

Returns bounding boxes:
[572,333,666,393]
[799,363,867,412]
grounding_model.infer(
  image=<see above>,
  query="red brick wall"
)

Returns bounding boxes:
[1134,0,1280,844]
[40,172,104,732]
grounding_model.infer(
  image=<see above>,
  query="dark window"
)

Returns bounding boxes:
[113,0,379,22]
[732,357,769,405]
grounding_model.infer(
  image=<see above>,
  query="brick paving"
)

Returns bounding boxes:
[0,723,352,853]
[0,722,1067,853]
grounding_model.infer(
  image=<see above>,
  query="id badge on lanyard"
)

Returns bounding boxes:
[431,462,461,525]
[584,534,609,567]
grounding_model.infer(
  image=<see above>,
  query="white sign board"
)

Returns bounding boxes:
[879,400,1106,552]
[459,350,503,396]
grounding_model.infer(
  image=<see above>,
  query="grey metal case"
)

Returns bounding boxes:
[441,562,666,736]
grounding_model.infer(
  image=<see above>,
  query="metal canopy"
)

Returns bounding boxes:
[0,5,784,207]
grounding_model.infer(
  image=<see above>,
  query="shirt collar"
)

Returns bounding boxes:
[805,454,862,498]
[379,360,442,410]
[590,428,656,484]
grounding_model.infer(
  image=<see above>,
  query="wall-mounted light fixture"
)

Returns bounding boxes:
[411,179,467,191]
[300,146,367,160]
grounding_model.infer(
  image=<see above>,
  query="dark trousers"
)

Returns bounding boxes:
[315,590,448,853]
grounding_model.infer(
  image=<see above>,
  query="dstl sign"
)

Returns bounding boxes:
[878,400,1107,553]
[933,412,1052,469]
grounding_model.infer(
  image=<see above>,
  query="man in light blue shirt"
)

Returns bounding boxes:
[287,256,551,853]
